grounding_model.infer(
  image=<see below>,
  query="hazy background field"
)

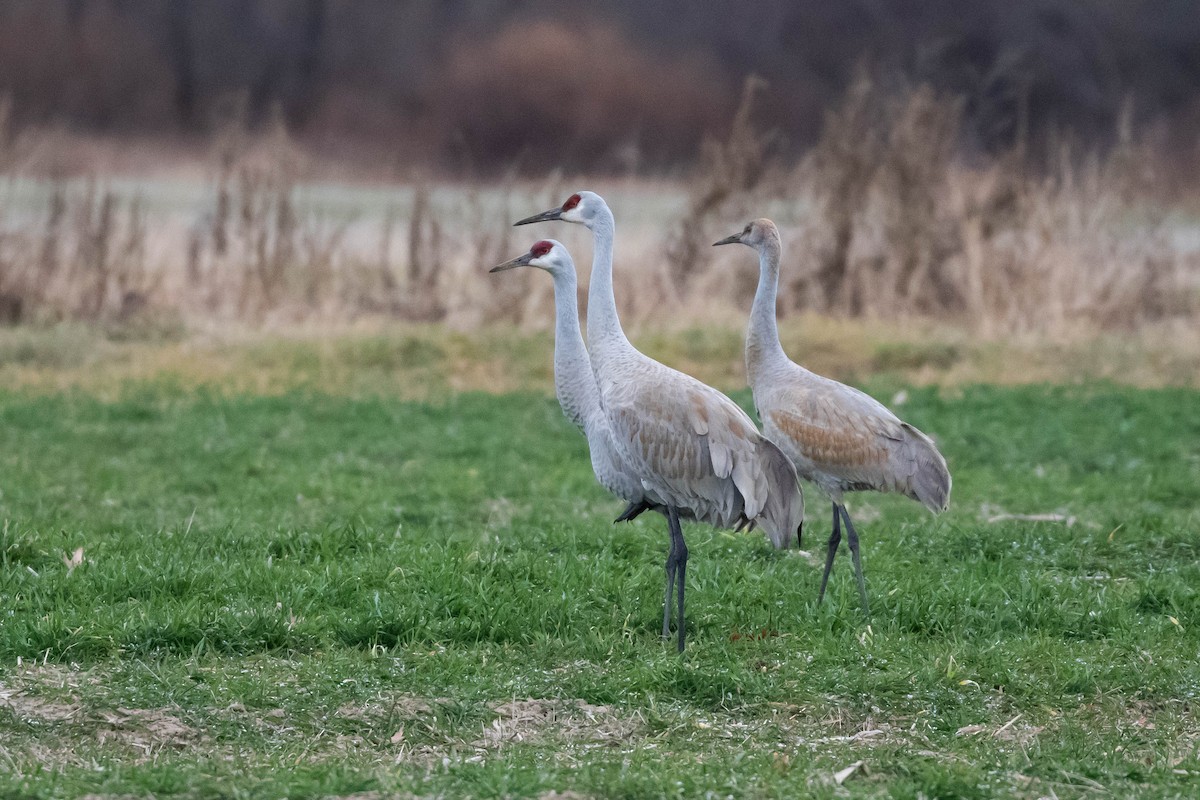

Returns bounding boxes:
[0,0,1198,374]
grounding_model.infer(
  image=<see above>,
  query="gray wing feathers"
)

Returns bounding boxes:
[754,437,804,549]
[897,422,952,513]
[763,368,951,512]
[603,361,801,535]
[609,395,742,526]
[584,416,648,507]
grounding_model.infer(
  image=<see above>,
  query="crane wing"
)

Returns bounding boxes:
[583,415,653,508]
[603,372,767,526]
[762,380,907,481]
[761,375,949,508]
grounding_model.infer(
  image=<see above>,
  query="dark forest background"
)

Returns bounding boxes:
[2,0,1199,174]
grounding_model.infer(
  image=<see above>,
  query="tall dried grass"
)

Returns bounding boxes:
[692,73,1200,334]
[664,76,782,296]
[0,179,156,325]
[0,83,1196,336]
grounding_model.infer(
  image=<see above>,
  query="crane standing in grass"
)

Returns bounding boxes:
[714,219,951,616]
[515,194,804,652]
[490,239,648,521]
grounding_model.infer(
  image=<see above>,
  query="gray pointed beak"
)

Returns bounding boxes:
[490,252,534,273]
[712,233,742,247]
[514,208,563,226]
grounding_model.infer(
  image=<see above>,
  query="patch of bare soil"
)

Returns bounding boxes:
[334,694,446,721]
[328,695,643,753]
[387,697,644,769]
[0,687,85,724]
[95,706,203,755]
[2,676,203,765]
[480,699,641,747]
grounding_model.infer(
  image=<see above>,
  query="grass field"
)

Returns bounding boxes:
[1,353,1198,798]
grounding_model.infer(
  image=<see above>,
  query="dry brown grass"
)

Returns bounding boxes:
[664,75,782,297]
[0,180,157,324]
[773,74,1200,333]
[1,316,1196,405]
[681,72,1200,336]
[0,80,1197,339]
[184,115,351,319]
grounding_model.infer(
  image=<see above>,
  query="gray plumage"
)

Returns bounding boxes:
[517,194,804,652]
[715,218,951,615]
[490,239,645,512]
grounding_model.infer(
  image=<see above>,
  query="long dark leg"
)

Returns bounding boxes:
[817,502,841,605]
[662,514,678,639]
[667,506,689,653]
[839,505,870,618]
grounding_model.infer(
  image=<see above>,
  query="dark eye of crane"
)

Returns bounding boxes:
[744,226,751,234]
[531,240,553,257]
[562,193,581,211]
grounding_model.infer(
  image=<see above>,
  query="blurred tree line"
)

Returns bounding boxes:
[0,0,1198,173]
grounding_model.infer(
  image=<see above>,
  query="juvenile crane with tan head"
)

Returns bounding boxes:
[515,193,804,652]
[715,218,951,616]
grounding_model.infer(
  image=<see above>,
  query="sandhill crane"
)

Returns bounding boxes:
[515,193,804,652]
[489,239,648,521]
[714,219,951,616]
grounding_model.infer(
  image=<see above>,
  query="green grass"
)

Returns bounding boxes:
[0,383,1198,798]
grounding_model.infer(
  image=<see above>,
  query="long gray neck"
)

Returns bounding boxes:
[585,205,634,362]
[746,234,789,383]
[550,267,601,431]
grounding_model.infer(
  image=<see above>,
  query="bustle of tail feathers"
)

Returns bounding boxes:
[902,423,952,513]
[755,438,805,549]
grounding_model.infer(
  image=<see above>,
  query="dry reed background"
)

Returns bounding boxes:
[0,80,1198,338]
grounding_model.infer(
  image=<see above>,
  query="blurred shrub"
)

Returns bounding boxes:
[428,20,732,173]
